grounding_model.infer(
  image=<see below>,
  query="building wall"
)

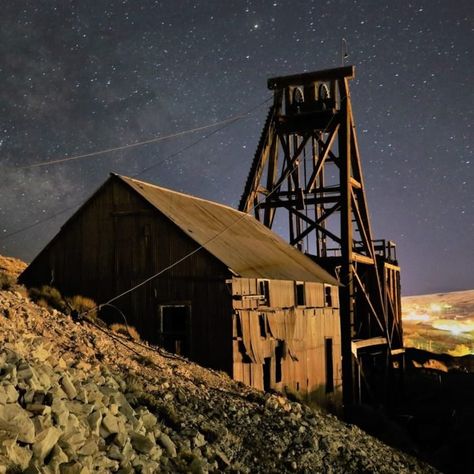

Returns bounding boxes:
[231,277,342,405]
[20,176,234,373]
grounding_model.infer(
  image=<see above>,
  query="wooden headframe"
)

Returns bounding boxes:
[239,65,404,411]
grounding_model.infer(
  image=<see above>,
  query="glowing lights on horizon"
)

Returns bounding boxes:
[432,319,474,335]
[402,311,430,321]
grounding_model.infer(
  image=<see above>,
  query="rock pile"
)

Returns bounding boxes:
[0,285,438,473]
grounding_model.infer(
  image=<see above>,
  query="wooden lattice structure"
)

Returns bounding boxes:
[239,66,404,411]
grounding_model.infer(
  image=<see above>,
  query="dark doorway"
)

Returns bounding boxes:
[159,305,191,357]
[325,338,334,393]
[275,343,283,383]
[263,357,272,391]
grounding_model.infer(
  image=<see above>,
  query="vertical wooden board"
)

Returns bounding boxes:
[233,278,242,296]
[285,280,295,307]
[331,286,340,308]
[306,282,324,307]
[241,278,254,296]
[233,362,243,382]
[251,363,263,391]
[268,280,278,308]
[249,278,257,295]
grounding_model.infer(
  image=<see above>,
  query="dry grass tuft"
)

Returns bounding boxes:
[66,295,98,320]
[110,322,141,341]
[29,285,67,312]
[0,272,16,291]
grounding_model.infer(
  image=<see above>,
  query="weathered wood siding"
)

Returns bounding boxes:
[20,177,234,373]
[231,277,342,404]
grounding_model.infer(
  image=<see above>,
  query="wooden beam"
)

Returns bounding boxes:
[353,270,385,333]
[390,348,405,356]
[384,262,400,272]
[306,123,340,193]
[268,66,355,90]
[351,337,387,355]
[352,253,374,265]
[350,177,361,189]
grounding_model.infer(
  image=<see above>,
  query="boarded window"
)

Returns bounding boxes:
[325,338,334,393]
[295,282,305,306]
[158,305,191,357]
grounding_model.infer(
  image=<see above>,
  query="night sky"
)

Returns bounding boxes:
[1,1,472,296]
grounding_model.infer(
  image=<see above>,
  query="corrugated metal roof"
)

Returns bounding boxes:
[117,174,339,285]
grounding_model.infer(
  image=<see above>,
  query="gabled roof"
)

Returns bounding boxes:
[117,174,338,285]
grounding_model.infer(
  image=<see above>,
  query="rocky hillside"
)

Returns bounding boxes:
[0,262,437,473]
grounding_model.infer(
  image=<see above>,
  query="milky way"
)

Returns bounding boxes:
[0,0,472,295]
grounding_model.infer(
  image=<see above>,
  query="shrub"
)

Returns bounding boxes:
[29,285,67,312]
[0,272,16,290]
[110,322,141,341]
[66,295,98,320]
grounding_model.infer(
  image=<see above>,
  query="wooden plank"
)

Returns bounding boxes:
[352,253,375,265]
[351,337,387,355]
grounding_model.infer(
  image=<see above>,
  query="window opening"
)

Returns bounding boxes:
[258,313,267,338]
[158,305,191,357]
[259,280,270,305]
[324,285,333,307]
[296,282,305,306]
[263,357,272,391]
[234,313,243,338]
[275,343,283,383]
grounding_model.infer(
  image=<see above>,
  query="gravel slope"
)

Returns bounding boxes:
[0,273,438,472]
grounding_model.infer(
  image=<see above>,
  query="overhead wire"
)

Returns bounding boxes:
[0,203,80,242]
[17,112,257,170]
[0,97,271,242]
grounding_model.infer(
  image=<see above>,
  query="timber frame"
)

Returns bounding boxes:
[239,66,404,412]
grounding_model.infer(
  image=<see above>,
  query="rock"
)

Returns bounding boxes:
[131,432,155,454]
[51,398,69,427]
[26,403,51,416]
[193,431,207,448]
[60,374,77,400]
[0,438,32,471]
[87,410,102,435]
[0,383,19,403]
[215,449,231,467]
[77,438,99,456]
[140,411,158,430]
[48,444,69,473]
[59,428,87,452]
[159,432,177,457]
[189,457,209,474]
[101,413,120,436]
[0,403,36,443]
[33,426,61,462]
[59,461,91,474]
[107,444,123,460]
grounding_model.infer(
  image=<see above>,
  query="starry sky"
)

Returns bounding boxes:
[0,0,472,296]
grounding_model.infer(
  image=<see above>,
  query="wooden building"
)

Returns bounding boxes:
[20,174,342,402]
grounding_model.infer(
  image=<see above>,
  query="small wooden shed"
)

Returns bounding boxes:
[20,174,342,402]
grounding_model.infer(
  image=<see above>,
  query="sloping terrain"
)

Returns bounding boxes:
[0,258,437,473]
[402,290,474,355]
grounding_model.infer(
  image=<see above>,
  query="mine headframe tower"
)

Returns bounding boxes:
[239,66,404,412]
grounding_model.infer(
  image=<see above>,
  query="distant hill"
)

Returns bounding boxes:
[402,289,474,356]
